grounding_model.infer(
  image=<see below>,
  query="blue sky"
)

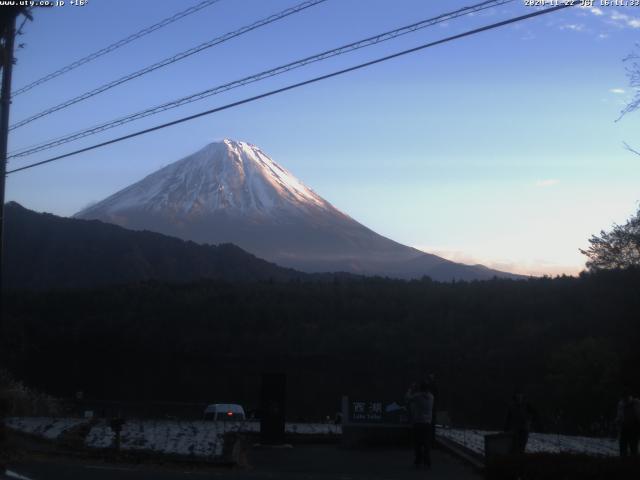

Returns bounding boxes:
[6,0,640,276]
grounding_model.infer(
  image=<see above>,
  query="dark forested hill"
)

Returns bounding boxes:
[2,202,309,289]
[2,268,639,433]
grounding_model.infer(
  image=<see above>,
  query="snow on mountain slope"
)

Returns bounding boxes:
[80,139,331,219]
[76,139,521,280]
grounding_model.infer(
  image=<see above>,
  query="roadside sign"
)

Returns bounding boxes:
[350,400,384,423]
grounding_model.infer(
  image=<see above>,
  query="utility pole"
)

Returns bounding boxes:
[0,8,21,324]
[0,9,19,471]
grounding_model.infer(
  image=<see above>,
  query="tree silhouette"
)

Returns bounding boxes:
[618,45,640,155]
[580,206,640,270]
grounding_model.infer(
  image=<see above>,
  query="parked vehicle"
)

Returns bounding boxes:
[203,403,246,421]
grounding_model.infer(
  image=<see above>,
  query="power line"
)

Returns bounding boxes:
[9,0,513,159]
[9,0,327,131]
[6,2,576,176]
[11,0,223,97]
[16,11,30,36]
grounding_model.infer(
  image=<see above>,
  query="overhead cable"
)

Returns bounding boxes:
[12,0,224,96]
[9,0,512,158]
[7,2,577,175]
[9,0,327,131]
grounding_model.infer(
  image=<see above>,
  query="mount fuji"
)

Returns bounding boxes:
[75,139,521,281]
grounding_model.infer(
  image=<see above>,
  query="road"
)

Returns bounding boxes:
[6,445,479,479]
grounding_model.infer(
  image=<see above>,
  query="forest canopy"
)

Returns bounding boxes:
[2,268,638,434]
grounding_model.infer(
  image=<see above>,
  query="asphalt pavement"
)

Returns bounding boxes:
[6,445,479,479]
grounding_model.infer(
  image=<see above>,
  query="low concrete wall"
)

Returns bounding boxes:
[341,424,411,448]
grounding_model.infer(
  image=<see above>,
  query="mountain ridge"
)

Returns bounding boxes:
[2,201,319,290]
[75,139,524,281]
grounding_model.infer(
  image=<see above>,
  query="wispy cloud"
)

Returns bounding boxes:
[535,179,560,188]
[577,5,640,37]
[579,5,602,15]
[560,23,585,32]
[610,88,625,94]
[609,10,640,29]
[521,30,536,41]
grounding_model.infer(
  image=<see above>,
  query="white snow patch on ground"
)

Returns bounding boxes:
[5,415,342,461]
[437,428,619,457]
[83,421,114,449]
[4,417,89,439]
[227,421,341,435]
[83,420,340,458]
[5,470,35,480]
[85,420,224,458]
[7,417,614,459]
[284,422,342,435]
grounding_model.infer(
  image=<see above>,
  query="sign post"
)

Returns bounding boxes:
[260,373,286,445]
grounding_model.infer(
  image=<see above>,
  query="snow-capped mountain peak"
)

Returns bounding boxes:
[76,139,522,281]
[78,139,331,220]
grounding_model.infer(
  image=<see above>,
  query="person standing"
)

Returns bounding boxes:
[616,390,640,457]
[427,373,438,442]
[504,390,538,454]
[406,381,434,468]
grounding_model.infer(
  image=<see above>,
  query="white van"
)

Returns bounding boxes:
[203,403,246,421]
